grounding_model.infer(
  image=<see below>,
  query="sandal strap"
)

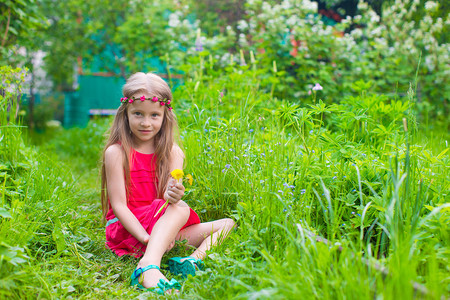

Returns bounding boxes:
[131,264,160,280]
[185,256,205,270]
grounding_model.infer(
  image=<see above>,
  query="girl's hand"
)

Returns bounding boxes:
[164,178,185,204]
[142,234,150,245]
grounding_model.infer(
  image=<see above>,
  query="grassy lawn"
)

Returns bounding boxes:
[1,63,449,299]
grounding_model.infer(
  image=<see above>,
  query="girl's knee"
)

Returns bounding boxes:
[170,200,190,222]
[223,218,236,230]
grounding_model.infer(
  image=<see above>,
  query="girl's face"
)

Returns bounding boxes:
[127,93,165,152]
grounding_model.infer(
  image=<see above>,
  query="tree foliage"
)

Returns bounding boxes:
[0,0,47,63]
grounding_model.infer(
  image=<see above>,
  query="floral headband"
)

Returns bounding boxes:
[120,95,173,110]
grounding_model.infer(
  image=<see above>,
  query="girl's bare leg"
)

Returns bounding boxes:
[175,218,235,260]
[137,201,190,288]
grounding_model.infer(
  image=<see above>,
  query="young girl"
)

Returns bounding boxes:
[101,72,235,294]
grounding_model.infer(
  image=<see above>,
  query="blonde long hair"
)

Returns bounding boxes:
[100,72,179,220]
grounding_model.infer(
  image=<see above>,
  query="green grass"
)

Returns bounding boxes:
[1,61,449,299]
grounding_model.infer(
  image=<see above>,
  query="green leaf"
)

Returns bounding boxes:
[436,148,449,160]
[0,207,12,219]
[52,220,67,254]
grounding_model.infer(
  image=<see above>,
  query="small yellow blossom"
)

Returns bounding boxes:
[186,174,193,185]
[171,169,184,180]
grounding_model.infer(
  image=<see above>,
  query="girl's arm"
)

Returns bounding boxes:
[164,144,185,204]
[104,144,149,244]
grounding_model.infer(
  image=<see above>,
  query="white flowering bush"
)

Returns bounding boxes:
[349,0,448,115]
[190,0,448,117]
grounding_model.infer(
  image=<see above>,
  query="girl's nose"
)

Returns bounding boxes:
[140,119,151,127]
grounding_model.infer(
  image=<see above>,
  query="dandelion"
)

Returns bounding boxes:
[312,83,323,91]
[186,174,193,185]
[171,169,184,180]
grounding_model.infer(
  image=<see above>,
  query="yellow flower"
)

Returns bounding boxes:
[171,169,184,180]
[186,174,193,185]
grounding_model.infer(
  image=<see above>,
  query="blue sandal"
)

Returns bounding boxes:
[130,264,181,295]
[167,256,205,278]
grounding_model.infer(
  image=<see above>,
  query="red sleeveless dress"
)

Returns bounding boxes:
[105,149,200,257]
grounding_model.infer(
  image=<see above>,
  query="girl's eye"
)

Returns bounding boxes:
[134,112,142,116]
[152,113,159,117]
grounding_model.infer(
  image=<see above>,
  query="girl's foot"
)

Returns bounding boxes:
[132,263,180,294]
[136,265,167,289]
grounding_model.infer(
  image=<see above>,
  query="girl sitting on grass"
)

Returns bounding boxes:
[100,72,235,295]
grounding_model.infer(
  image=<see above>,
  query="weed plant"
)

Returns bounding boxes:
[1,58,449,299]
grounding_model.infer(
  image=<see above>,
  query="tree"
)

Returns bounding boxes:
[38,0,190,89]
[0,0,46,61]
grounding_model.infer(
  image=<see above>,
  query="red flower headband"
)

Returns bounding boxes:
[120,95,173,110]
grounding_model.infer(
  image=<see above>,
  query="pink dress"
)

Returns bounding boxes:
[105,149,200,257]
